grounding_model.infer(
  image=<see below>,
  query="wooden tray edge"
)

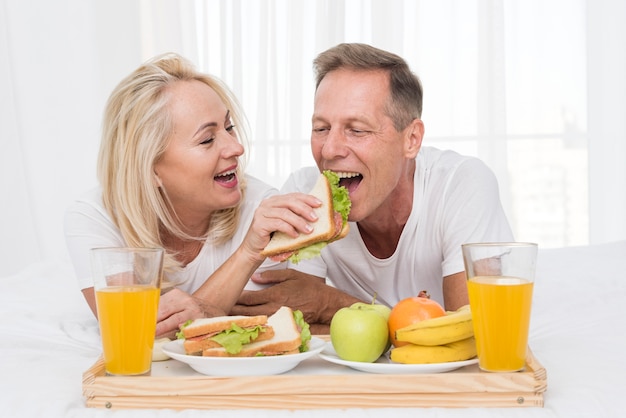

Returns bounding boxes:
[86,391,544,410]
[83,344,547,409]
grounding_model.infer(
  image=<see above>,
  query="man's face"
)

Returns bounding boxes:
[311,68,422,222]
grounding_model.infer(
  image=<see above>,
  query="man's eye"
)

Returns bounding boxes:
[349,129,368,136]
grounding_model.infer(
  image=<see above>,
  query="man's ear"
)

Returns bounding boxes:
[404,118,424,159]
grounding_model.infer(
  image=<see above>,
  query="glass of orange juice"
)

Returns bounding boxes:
[90,247,164,376]
[462,242,537,372]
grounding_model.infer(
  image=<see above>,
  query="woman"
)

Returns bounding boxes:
[64,53,319,337]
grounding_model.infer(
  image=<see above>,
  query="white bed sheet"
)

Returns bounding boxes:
[1,241,625,418]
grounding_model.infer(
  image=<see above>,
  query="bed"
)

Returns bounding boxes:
[1,240,624,417]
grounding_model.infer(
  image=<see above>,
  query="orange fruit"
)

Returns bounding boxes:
[388,293,446,347]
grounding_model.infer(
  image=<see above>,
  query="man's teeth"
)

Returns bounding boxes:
[335,172,361,178]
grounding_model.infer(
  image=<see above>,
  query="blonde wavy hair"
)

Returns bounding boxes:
[97,52,249,272]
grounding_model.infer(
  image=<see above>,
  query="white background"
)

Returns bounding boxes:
[1,0,625,276]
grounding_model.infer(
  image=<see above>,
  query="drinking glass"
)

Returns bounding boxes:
[462,242,538,372]
[91,247,164,376]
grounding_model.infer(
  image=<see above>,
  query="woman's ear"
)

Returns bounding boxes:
[404,118,424,159]
[153,172,163,188]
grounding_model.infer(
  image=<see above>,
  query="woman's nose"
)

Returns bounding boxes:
[220,132,244,158]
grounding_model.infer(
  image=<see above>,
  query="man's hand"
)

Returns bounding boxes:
[232,269,360,327]
[155,288,226,339]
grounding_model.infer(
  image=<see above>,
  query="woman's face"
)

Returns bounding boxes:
[154,80,244,226]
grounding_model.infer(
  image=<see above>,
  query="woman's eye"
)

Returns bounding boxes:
[226,124,236,132]
[200,137,214,145]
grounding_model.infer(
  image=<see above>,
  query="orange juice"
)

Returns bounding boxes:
[467,276,534,372]
[95,285,160,375]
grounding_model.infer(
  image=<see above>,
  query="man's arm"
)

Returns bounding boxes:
[233,269,362,331]
[442,271,469,311]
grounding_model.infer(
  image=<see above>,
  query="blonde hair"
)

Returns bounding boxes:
[97,52,249,272]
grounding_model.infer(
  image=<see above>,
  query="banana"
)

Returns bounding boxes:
[390,337,477,364]
[395,304,474,346]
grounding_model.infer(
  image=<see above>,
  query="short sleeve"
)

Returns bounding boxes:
[439,158,514,277]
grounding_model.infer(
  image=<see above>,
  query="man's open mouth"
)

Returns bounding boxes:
[336,171,362,193]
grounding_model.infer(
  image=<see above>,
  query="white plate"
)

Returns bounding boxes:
[319,342,478,374]
[162,336,325,376]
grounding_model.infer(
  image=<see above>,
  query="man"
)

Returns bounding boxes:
[234,43,513,333]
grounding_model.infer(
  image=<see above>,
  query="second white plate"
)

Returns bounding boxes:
[319,342,478,374]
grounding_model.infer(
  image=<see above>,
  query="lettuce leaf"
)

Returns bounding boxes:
[287,241,327,264]
[293,309,311,352]
[175,319,194,340]
[209,324,266,354]
[323,170,351,223]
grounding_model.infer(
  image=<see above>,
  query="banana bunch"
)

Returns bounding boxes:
[396,304,474,346]
[390,304,476,364]
[390,336,477,364]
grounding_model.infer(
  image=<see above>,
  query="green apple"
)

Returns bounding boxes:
[330,304,389,362]
[350,301,392,352]
[351,302,391,321]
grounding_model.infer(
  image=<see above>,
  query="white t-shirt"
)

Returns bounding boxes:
[281,147,514,308]
[64,175,284,292]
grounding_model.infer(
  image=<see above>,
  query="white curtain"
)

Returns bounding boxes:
[2,0,624,276]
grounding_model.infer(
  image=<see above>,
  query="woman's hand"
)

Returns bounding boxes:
[155,288,226,339]
[239,193,322,263]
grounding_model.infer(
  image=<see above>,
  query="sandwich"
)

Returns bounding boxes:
[177,314,274,356]
[177,306,312,357]
[261,170,351,263]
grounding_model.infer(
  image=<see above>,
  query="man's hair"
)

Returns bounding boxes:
[97,52,248,272]
[313,43,423,131]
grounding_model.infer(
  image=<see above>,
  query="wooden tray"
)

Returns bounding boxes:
[83,341,547,410]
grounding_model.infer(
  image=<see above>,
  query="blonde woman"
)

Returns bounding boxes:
[64,53,320,337]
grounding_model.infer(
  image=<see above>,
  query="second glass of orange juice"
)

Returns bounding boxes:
[462,242,537,372]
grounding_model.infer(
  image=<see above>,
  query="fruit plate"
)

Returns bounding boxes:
[319,342,478,374]
[161,336,325,376]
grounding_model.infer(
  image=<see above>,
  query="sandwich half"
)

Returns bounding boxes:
[202,306,311,357]
[261,170,351,263]
[179,314,274,356]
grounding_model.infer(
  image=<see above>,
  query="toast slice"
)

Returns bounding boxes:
[181,314,270,355]
[202,306,303,357]
[261,174,338,258]
[182,314,268,338]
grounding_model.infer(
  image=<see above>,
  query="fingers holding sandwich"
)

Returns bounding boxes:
[241,192,323,263]
[261,171,351,264]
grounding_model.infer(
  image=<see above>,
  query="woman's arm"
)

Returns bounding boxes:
[155,192,322,336]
